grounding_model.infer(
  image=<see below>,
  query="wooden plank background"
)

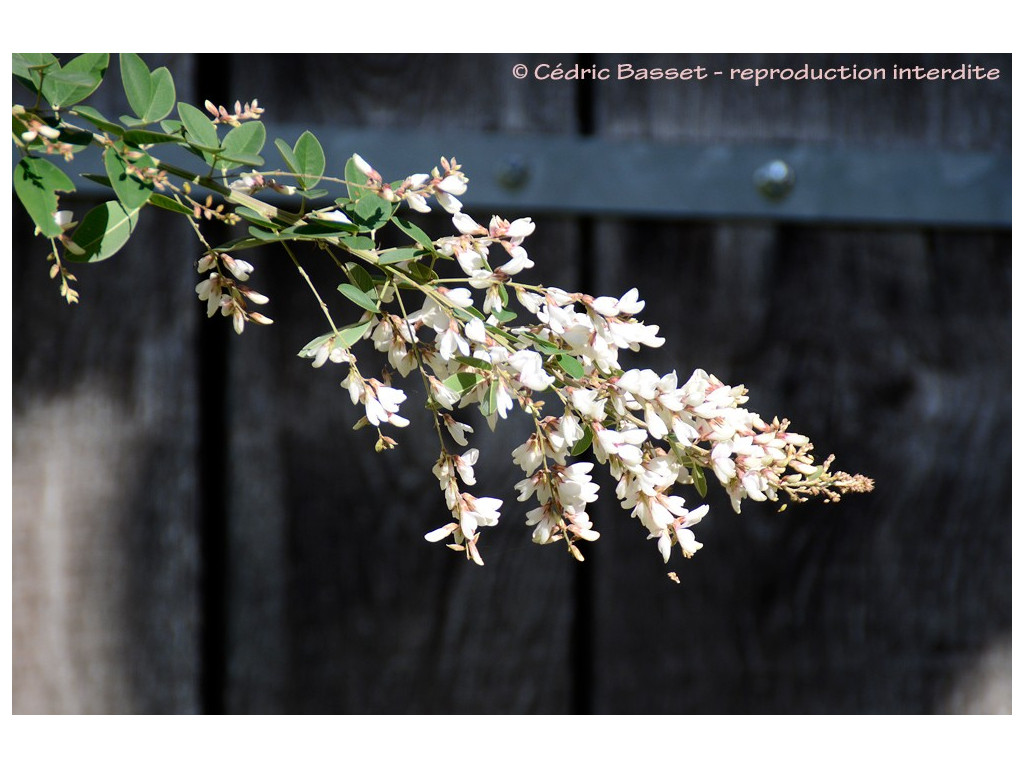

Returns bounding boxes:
[12,53,1011,714]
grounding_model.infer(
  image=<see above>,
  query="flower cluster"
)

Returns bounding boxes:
[279,154,873,568]
[204,98,265,127]
[351,154,470,215]
[195,252,273,334]
[16,54,871,572]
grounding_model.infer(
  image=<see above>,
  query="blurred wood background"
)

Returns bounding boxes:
[12,53,1011,714]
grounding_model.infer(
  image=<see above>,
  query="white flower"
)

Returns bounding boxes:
[454,449,480,486]
[497,246,534,276]
[508,349,555,391]
[505,217,536,240]
[453,213,484,235]
[317,209,352,224]
[220,255,254,281]
[442,414,474,446]
[512,435,545,475]
[437,174,468,196]
[362,383,409,428]
[570,387,608,421]
[458,493,502,539]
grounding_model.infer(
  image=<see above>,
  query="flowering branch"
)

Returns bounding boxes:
[13,53,873,575]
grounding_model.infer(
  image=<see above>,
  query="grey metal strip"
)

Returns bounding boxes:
[17,125,1011,228]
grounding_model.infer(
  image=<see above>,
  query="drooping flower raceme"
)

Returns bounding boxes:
[277,153,873,568]
[17,61,872,574]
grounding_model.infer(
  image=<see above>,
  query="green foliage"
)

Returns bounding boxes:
[67,201,140,262]
[13,157,75,237]
[219,121,266,170]
[104,147,153,209]
[177,101,220,151]
[120,53,175,125]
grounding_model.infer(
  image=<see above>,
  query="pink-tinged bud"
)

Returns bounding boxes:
[239,286,270,305]
[790,460,817,475]
[424,522,458,542]
[205,100,218,117]
[352,153,375,176]
[247,313,273,325]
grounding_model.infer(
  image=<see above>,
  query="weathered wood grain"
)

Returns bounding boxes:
[13,54,202,713]
[223,53,585,712]
[12,52,1009,715]
[587,53,1011,713]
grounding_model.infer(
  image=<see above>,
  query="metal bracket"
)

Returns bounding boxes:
[23,125,1010,228]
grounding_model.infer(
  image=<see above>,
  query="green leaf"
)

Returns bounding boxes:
[346,263,376,294]
[177,101,220,150]
[217,151,264,167]
[338,235,376,253]
[405,261,438,285]
[555,353,585,379]
[292,131,325,190]
[120,54,153,119]
[481,381,500,417]
[443,371,485,396]
[691,464,708,498]
[300,323,370,354]
[143,67,176,123]
[352,194,393,231]
[392,217,438,253]
[218,121,266,171]
[284,220,358,237]
[13,53,59,95]
[274,138,299,175]
[453,356,492,372]
[104,148,153,209]
[72,105,124,135]
[338,282,380,313]
[377,248,420,265]
[490,308,517,323]
[123,128,183,147]
[248,226,284,241]
[14,157,76,237]
[336,320,372,349]
[147,193,193,215]
[523,332,561,355]
[571,425,594,457]
[67,201,140,262]
[42,54,107,107]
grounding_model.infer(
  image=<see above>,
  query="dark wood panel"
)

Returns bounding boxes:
[13,54,202,713]
[588,53,1011,713]
[223,54,585,712]
[592,53,1010,151]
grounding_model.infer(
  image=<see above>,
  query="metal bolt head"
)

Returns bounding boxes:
[754,159,795,201]
[495,156,530,190]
